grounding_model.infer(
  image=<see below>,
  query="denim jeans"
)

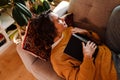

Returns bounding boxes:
[112,51,120,80]
[105,5,120,80]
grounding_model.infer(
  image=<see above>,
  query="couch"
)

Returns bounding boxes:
[16,0,120,80]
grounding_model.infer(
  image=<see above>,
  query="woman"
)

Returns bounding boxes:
[28,10,117,80]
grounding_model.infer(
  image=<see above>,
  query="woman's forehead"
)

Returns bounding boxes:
[49,12,58,20]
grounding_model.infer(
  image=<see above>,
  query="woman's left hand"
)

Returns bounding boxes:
[82,41,97,58]
[71,27,88,34]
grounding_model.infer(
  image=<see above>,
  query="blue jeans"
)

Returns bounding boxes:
[112,51,120,80]
[106,5,120,80]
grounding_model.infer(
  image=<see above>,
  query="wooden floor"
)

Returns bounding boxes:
[0,43,36,80]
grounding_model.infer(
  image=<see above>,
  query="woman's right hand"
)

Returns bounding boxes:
[71,27,88,34]
[82,41,97,58]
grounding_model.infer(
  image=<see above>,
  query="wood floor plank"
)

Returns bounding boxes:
[0,43,36,80]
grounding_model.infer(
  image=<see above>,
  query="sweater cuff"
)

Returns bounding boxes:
[84,56,94,62]
[80,57,94,69]
[79,57,95,79]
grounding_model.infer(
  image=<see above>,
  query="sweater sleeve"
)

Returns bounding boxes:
[79,57,95,80]
[50,54,95,80]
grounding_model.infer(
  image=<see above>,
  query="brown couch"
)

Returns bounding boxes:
[68,0,120,42]
[16,0,120,80]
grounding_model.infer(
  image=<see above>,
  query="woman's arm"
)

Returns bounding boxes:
[71,27,101,45]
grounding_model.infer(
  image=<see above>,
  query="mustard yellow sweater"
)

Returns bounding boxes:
[50,27,117,80]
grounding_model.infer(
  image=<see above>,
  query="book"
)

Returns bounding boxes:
[64,33,98,62]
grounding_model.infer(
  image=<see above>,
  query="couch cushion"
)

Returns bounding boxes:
[16,44,37,72]
[68,0,120,41]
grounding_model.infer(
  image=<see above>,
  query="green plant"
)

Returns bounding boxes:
[0,0,53,27]
[12,2,32,26]
[0,0,53,42]
[29,0,53,15]
[12,0,53,27]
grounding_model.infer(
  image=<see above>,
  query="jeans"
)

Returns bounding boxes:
[112,51,120,80]
[105,5,120,80]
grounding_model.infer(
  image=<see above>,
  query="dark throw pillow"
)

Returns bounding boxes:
[62,13,74,27]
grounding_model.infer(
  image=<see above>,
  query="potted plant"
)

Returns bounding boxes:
[0,0,53,43]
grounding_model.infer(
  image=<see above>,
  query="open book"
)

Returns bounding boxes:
[64,33,98,62]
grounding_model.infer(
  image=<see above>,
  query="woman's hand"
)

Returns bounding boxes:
[71,27,88,34]
[82,41,97,58]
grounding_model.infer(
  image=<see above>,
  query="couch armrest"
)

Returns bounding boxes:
[31,59,64,80]
[53,1,69,17]
[16,43,37,72]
